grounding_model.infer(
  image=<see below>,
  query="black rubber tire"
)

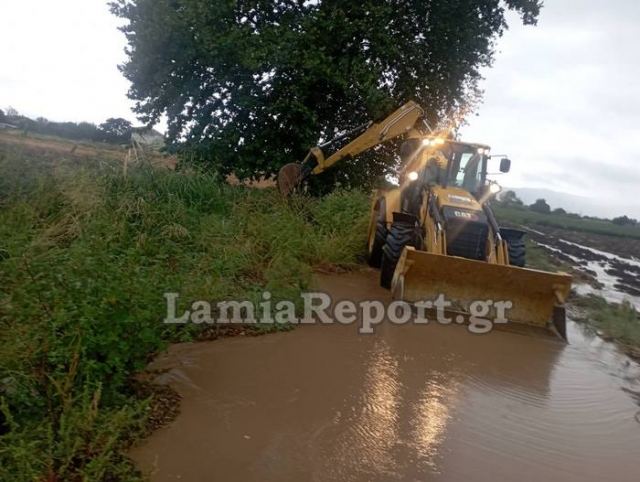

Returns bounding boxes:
[380,220,422,289]
[367,219,387,268]
[500,228,526,267]
[507,238,526,267]
[367,199,388,268]
[553,305,567,340]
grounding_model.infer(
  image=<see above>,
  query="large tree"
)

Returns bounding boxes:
[111,0,541,185]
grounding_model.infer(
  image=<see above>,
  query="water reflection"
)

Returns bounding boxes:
[323,339,401,480]
[411,376,458,470]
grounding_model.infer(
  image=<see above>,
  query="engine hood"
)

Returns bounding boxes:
[431,186,483,211]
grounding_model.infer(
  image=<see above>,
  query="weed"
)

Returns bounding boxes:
[572,295,640,348]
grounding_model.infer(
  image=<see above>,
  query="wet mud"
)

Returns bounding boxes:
[525,229,640,305]
[536,226,640,261]
[131,271,640,482]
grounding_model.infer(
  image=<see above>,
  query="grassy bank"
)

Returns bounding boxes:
[0,147,369,481]
[572,296,640,357]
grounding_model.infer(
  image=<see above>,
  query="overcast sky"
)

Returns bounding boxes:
[462,1,640,217]
[0,1,133,124]
[1,1,639,217]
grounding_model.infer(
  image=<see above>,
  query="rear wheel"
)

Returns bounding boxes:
[367,199,387,268]
[380,216,423,289]
[501,228,526,267]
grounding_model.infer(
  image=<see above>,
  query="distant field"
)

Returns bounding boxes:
[493,205,640,240]
[0,129,176,168]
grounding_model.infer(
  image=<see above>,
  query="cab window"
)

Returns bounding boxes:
[450,151,483,193]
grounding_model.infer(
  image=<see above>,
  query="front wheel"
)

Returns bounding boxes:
[367,199,387,268]
[380,217,423,289]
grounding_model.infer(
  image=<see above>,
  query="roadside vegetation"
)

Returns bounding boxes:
[572,296,640,359]
[0,146,369,481]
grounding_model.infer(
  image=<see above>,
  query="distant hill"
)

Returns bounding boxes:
[508,187,640,220]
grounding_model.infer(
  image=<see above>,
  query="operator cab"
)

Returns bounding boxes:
[443,142,490,196]
[400,139,493,198]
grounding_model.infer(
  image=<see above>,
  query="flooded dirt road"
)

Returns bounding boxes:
[131,271,640,482]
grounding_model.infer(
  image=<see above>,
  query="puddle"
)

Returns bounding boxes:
[131,271,640,482]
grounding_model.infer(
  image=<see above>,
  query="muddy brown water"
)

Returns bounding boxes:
[131,271,640,482]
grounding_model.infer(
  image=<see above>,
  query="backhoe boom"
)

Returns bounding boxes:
[277,101,425,195]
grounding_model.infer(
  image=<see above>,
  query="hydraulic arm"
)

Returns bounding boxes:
[277,101,425,195]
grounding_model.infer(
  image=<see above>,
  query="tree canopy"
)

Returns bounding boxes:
[112,0,541,185]
[612,215,637,226]
[499,190,524,207]
[99,117,134,144]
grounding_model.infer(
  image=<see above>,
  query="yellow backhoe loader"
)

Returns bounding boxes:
[278,101,572,339]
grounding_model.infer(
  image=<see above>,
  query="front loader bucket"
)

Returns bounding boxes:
[392,247,572,338]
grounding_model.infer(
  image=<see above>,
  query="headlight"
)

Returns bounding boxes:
[422,138,445,147]
[489,182,502,194]
[408,171,419,181]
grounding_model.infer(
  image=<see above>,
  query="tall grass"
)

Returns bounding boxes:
[0,147,369,481]
[572,296,640,349]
